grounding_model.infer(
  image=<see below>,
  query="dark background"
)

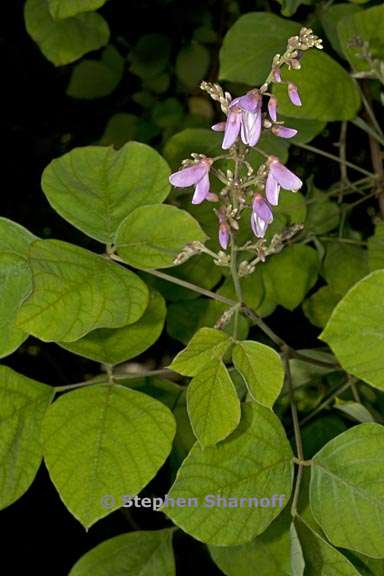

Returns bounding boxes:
[1,1,380,573]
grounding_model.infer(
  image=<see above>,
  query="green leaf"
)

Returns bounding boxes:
[338,5,384,72]
[321,271,384,390]
[0,366,53,509]
[263,245,320,311]
[0,219,37,356]
[99,114,160,148]
[42,142,170,244]
[164,402,293,546]
[273,50,361,121]
[276,0,313,17]
[305,191,340,235]
[323,242,369,296]
[24,0,110,66]
[334,401,374,423]
[232,341,284,407]
[16,239,148,342]
[0,217,37,254]
[310,423,384,558]
[368,222,384,271]
[295,516,361,575]
[43,384,176,528]
[176,43,210,89]
[187,360,240,447]
[69,529,175,576]
[59,291,165,364]
[0,255,33,358]
[66,45,124,99]
[209,510,294,576]
[115,205,207,269]
[169,327,232,376]
[301,415,347,460]
[219,13,300,85]
[303,285,341,328]
[128,34,171,80]
[320,4,362,58]
[218,269,265,312]
[48,0,109,19]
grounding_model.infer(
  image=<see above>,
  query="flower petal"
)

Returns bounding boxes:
[265,172,280,205]
[251,213,269,238]
[253,194,274,222]
[170,163,208,187]
[219,224,229,250]
[222,110,241,149]
[235,92,260,113]
[241,110,262,147]
[211,122,226,132]
[273,68,282,83]
[268,96,278,122]
[270,161,302,191]
[288,83,302,106]
[192,173,210,204]
[272,126,298,139]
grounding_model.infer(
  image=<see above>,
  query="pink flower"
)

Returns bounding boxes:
[272,125,298,139]
[265,156,303,206]
[251,194,273,238]
[288,83,301,106]
[211,122,226,132]
[273,68,282,83]
[217,208,229,250]
[169,157,213,205]
[222,90,262,150]
[268,96,278,122]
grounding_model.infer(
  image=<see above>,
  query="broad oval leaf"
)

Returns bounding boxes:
[209,509,294,576]
[66,46,124,100]
[48,0,109,19]
[0,366,53,509]
[0,219,37,356]
[43,384,176,528]
[263,245,320,311]
[0,253,32,357]
[219,13,299,85]
[323,242,369,296]
[24,0,110,66]
[232,341,284,407]
[42,142,170,243]
[69,529,175,576]
[295,516,361,575]
[16,239,149,342]
[59,291,166,364]
[338,4,384,72]
[169,327,232,376]
[310,423,384,558]
[115,204,207,269]
[187,360,241,447]
[273,51,361,121]
[320,271,384,390]
[164,402,293,546]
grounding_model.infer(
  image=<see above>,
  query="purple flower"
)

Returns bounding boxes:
[288,83,301,106]
[273,68,282,83]
[272,125,298,139]
[266,156,303,206]
[268,96,278,122]
[222,90,262,150]
[211,122,226,132]
[217,208,229,250]
[169,157,213,205]
[251,194,273,238]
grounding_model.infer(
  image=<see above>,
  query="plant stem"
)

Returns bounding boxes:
[294,142,375,178]
[284,354,305,517]
[54,368,176,392]
[230,234,242,339]
[299,378,353,427]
